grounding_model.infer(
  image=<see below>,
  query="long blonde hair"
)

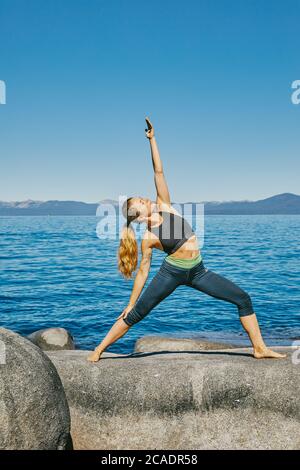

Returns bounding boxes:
[118,198,139,279]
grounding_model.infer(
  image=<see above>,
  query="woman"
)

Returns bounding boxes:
[87,117,286,362]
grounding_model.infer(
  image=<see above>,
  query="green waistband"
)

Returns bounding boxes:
[165,253,202,269]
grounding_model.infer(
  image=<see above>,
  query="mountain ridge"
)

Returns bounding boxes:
[0,193,299,215]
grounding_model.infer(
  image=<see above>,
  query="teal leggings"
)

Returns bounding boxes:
[123,258,254,326]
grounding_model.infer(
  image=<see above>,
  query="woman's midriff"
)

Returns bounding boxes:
[168,234,200,260]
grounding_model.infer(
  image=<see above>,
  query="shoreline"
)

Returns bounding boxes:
[72,331,299,354]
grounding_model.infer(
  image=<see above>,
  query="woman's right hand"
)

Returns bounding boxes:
[117,304,134,321]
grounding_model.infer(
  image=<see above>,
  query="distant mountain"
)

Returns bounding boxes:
[203,193,300,215]
[0,199,99,216]
[0,193,299,216]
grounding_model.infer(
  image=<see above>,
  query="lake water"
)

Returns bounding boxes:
[0,215,299,354]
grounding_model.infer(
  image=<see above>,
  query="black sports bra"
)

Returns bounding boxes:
[148,211,195,255]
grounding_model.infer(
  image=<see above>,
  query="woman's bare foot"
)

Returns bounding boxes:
[87,348,103,362]
[253,347,287,359]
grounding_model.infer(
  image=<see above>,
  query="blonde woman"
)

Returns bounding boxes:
[87,118,286,362]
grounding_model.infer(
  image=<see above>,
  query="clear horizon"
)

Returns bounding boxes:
[0,191,299,205]
[1,0,299,202]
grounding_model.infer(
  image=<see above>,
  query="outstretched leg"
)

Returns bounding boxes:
[240,314,286,359]
[189,267,286,359]
[87,318,131,362]
[87,264,183,362]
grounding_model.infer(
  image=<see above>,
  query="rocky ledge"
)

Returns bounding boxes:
[46,345,300,450]
[134,335,239,352]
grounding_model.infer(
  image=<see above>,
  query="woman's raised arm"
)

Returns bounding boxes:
[145,117,171,206]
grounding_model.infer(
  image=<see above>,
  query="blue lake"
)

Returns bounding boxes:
[0,215,299,354]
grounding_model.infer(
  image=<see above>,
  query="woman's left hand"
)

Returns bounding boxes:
[116,303,133,321]
[145,116,154,139]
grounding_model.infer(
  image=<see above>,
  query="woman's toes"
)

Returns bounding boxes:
[254,348,287,359]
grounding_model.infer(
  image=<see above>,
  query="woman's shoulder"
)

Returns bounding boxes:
[157,202,182,216]
[142,229,161,249]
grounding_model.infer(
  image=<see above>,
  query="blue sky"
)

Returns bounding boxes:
[0,0,299,202]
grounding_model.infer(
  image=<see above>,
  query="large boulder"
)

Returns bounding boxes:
[134,335,238,353]
[0,328,72,450]
[46,345,300,450]
[27,327,75,351]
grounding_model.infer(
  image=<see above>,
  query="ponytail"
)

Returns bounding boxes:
[118,200,139,279]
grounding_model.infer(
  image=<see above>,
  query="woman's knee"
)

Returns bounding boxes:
[122,303,149,326]
[237,291,254,317]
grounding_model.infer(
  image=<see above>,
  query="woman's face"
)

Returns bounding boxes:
[129,197,151,222]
